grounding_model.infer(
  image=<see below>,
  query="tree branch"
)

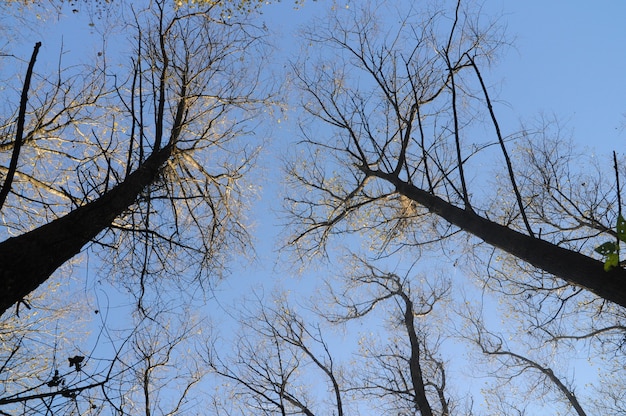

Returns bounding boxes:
[365,167,626,308]
[0,42,41,211]
[0,144,173,316]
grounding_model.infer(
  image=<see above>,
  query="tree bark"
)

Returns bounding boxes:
[0,42,41,211]
[0,145,172,316]
[491,350,587,416]
[403,295,434,416]
[367,169,626,309]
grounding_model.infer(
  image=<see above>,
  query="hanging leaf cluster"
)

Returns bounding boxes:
[595,215,626,271]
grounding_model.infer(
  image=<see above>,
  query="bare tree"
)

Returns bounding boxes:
[0,0,271,315]
[0,278,110,415]
[459,303,588,416]
[286,0,626,307]
[0,0,271,412]
[205,255,460,415]
[205,292,346,416]
[321,257,452,416]
[0,275,214,415]
[284,0,626,413]
[103,311,208,416]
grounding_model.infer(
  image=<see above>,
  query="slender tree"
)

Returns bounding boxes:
[206,293,346,416]
[323,257,452,416]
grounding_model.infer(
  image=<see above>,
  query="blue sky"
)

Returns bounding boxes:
[486,0,626,153]
[2,0,626,413]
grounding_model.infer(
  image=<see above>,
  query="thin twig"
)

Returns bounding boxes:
[469,55,534,237]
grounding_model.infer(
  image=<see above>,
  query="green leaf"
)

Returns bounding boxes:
[617,215,626,243]
[595,241,618,256]
[604,252,620,271]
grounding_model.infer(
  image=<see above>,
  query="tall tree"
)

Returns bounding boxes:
[287,1,626,308]
[282,0,626,414]
[0,0,270,315]
[322,257,452,416]
[0,0,270,412]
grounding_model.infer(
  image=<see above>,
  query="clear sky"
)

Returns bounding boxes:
[485,0,626,153]
[3,0,626,413]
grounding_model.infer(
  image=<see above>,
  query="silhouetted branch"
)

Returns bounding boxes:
[0,42,41,211]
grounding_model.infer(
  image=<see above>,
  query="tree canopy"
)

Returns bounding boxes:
[0,0,624,414]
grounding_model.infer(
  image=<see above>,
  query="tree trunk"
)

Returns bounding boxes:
[403,295,434,416]
[369,169,626,309]
[0,145,172,316]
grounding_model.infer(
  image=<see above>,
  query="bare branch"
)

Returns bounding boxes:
[0,42,41,211]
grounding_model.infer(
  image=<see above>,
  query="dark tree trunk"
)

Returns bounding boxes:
[0,145,172,316]
[403,295,434,416]
[368,169,626,309]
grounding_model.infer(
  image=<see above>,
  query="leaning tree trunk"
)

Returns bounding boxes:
[0,145,172,316]
[366,168,626,309]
